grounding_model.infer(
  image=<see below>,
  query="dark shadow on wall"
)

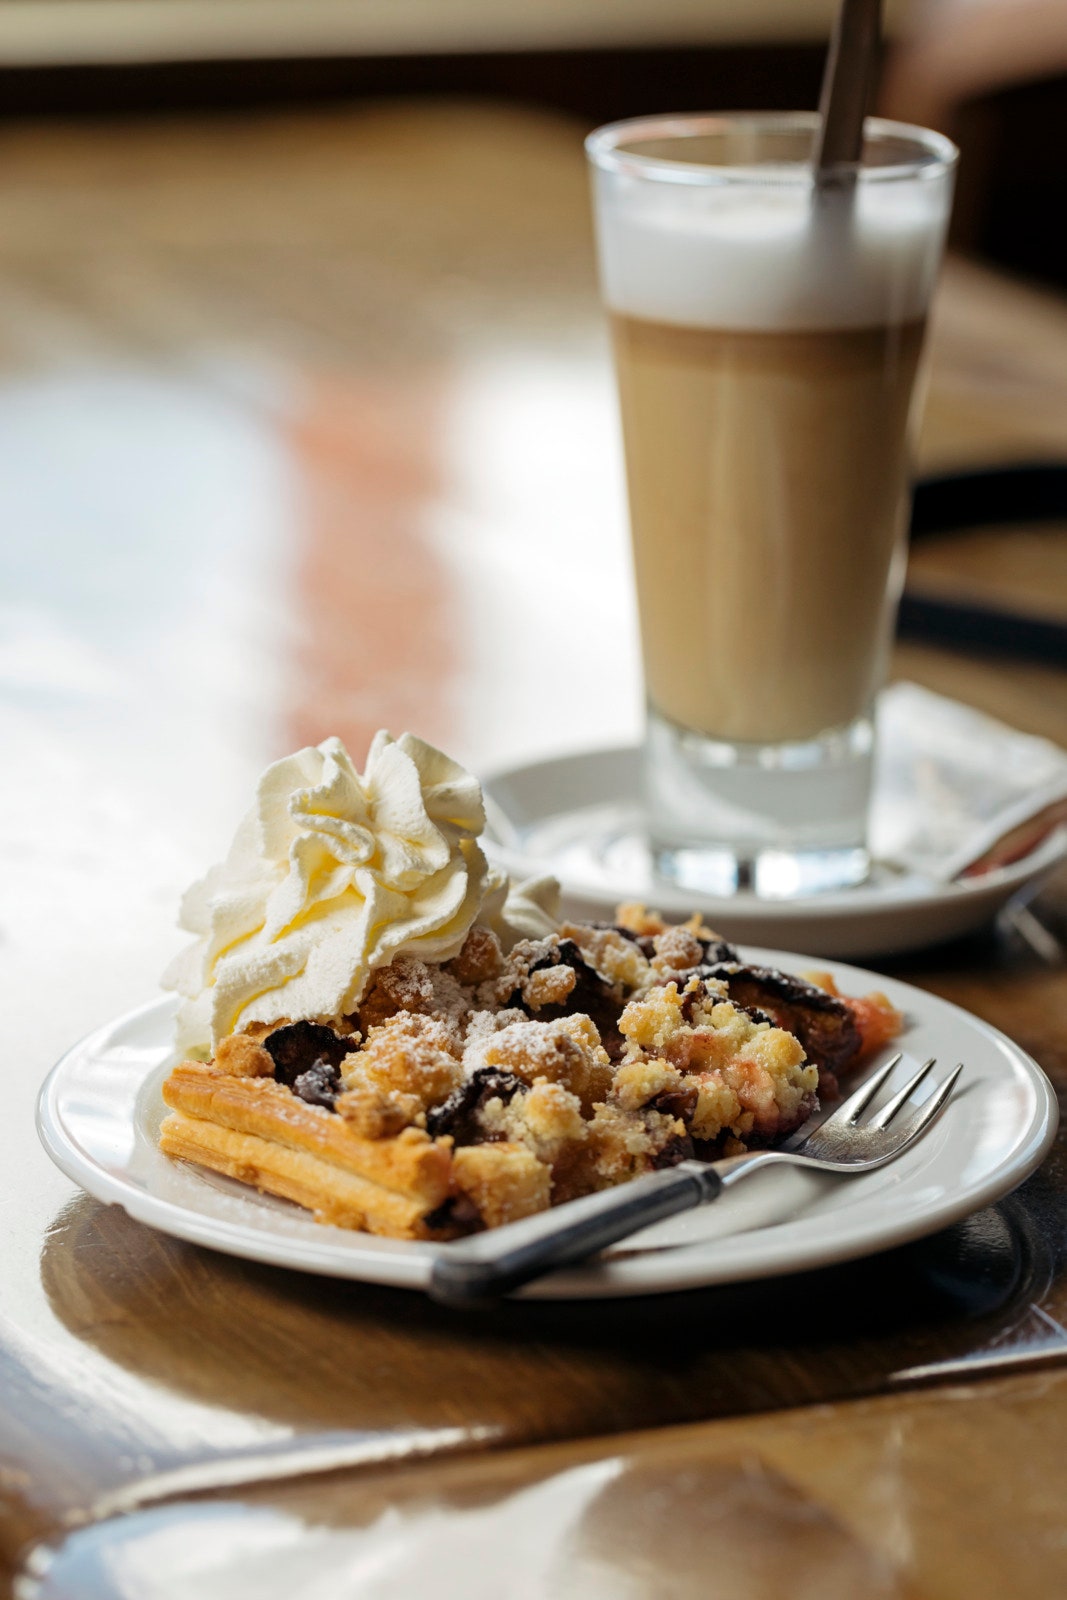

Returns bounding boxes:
[0,45,827,126]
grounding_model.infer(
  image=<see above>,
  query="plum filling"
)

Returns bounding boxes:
[265,1020,350,1085]
[648,1084,700,1123]
[291,1059,342,1110]
[651,1133,695,1169]
[423,1194,483,1233]
[425,1067,525,1144]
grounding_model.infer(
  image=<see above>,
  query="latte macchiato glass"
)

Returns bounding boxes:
[587,113,956,896]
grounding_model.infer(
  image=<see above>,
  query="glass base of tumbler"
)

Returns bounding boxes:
[645,705,874,900]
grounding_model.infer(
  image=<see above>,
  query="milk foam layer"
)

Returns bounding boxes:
[595,180,952,331]
[164,731,559,1053]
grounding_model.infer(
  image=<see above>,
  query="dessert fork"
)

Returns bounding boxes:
[429,1053,962,1307]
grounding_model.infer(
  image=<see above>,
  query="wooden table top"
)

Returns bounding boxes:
[29,1370,1067,1600]
[2,102,1066,1599]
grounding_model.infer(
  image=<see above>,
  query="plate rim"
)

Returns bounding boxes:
[36,950,1060,1300]
[481,740,1067,920]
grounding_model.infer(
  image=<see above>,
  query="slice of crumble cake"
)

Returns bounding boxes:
[158,732,901,1241]
[160,912,900,1239]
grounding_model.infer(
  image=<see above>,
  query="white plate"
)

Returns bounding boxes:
[482,744,1067,960]
[36,950,1058,1300]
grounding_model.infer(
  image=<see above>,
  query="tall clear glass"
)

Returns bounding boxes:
[587,113,956,897]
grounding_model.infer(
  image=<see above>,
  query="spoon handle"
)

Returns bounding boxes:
[815,0,883,176]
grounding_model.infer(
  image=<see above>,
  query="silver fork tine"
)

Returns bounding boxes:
[820,1051,902,1129]
[866,1056,938,1130]
[890,1063,963,1142]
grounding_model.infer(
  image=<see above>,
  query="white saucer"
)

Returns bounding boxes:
[36,950,1057,1300]
[482,745,1067,960]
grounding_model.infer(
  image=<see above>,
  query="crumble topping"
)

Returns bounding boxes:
[214,1032,274,1078]
[558,921,651,990]
[357,954,472,1042]
[443,923,504,985]
[648,925,706,981]
[450,1142,551,1229]
[336,1081,413,1140]
[610,1056,685,1113]
[346,1012,463,1109]
[460,1007,529,1073]
[479,1080,587,1164]
[522,963,578,1009]
[478,1016,612,1113]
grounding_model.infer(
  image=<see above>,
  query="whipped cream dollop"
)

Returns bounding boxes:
[164,731,559,1054]
[478,870,560,950]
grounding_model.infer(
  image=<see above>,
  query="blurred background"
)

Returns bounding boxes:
[2,0,1066,1031]
[4,0,1067,281]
